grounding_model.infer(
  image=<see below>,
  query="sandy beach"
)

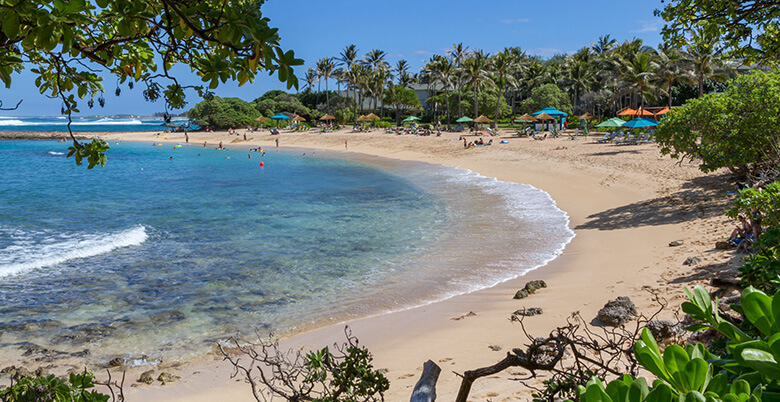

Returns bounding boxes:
[16,127,742,400]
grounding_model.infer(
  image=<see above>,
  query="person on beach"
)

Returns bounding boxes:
[185,132,189,143]
[345,140,348,150]
[203,141,207,148]
[243,133,247,141]
[219,141,223,150]
[275,138,279,148]
[728,215,752,245]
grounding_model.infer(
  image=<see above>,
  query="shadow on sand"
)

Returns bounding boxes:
[576,173,736,231]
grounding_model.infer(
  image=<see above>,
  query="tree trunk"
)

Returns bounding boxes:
[325,76,330,114]
[494,84,502,128]
[698,76,704,98]
[410,360,441,402]
[474,88,479,118]
[455,354,525,402]
[445,87,451,125]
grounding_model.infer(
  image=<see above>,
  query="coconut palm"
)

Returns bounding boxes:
[317,57,336,113]
[680,28,731,97]
[431,57,455,124]
[591,34,618,55]
[490,51,516,124]
[615,50,658,110]
[652,44,686,108]
[338,44,359,110]
[462,50,491,117]
[448,42,470,117]
[304,67,318,94]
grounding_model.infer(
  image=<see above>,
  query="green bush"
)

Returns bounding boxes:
[0,371,112,402]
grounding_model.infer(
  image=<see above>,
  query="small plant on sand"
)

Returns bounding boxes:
[219,326,388,402]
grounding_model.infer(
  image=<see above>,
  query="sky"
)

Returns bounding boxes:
[1,0,668,117]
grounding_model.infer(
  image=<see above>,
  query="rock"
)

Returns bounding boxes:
[683,256,702,266]
[13,367,32,379]
[157,372,180,385]
[646,320,683,340]
[524,280,547,293]
[513,307,543,317]
[669,240,684,247]
[597,296,637,326]
[34,367,51,377]
[106,357,124,368]
[488,345,502,351]
[513,289,530,299]
[715,241,733,250]
[0,366,16,375]
[138,370,155,385]
[70,349,90,357]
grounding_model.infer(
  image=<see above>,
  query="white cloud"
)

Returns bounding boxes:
[414,50,434,55]
[501,18,530,24]
[630,19,664,33]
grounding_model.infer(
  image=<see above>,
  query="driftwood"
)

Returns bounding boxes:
[410,360,441,402]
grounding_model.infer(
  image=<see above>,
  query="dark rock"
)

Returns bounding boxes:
[18,343,69,362]
[669,240,684,247]
[488,345,502,351]
[1,366,16,375]
[597,296,637,326]
[70,349,90,357]
[513,289,530,299]
[13,367,32,379]
[513,307,543,317]
[157,372,180,385]
[524,280,547,293]
[715,241,733,250]
[53,323,116,345]
[106,357,124,368]
[138,370,155,385]
[719,295,741,311]
[683,256,702,266]
[646,320,683,340]
[34,367,51,377]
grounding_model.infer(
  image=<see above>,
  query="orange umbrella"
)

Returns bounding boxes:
[654,107,670,116]
[635,108,654,117]
[617,108,637,116]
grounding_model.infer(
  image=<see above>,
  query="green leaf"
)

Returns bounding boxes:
[741,348,780,379]
[645,382,675,402]
[2,12,19,38]
[742,287,774,336]
[682,358,709,393]
[663,344,690,389]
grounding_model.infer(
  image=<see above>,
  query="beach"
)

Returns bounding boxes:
[9,128,740,400]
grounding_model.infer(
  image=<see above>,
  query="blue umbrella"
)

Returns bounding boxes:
[271,113,290,120]
[622,117,658,128]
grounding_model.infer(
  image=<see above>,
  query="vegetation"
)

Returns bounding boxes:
[0,370,120,402]
[189,96,258,129]
[654,70,780,179]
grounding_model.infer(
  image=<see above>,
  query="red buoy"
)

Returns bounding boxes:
[260,162,264,167]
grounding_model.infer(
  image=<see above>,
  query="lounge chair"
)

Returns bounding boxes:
[597,131,620,143]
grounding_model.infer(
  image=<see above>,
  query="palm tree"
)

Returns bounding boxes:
[616,50,658,110]
[304,68,318,94]
[363,49,389,117]
[564,48,597,113]
[317,57,336,113]
[652,44,686,108]
[591,34,617,55]
[462,50,491,117]
[681,28,731,98]
[490,51,516,125]
[448,42,470,117]
[431,57,455,124]
[338,44,359,114]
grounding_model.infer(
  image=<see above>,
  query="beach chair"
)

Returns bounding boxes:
[596,131,617,143]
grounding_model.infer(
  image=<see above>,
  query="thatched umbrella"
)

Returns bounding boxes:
[535,112,556,121]
[254,116,271,122]
[473,115,492,123]
[365,112,380,120]
[291,115,306,122]
[319,114,336,121]
[578,112,596,120]
[514,113,537,122]
[357,115,371,122]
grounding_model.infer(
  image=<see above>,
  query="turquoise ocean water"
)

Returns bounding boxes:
[0,115,188,132]
[0,138,573,366]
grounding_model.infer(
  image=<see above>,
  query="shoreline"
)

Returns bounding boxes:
[3,129,739,400]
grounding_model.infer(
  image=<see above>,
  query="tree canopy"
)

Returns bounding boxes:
[654,69,780,180]
[519,83,572,115]
[189,96,257,129]
[0,0,302,166]
[657,0,780,65]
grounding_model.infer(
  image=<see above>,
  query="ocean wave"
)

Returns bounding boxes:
[0,119,28,126]
[0,225,148,278]
[47,151,65,156]
[71,118,145,125]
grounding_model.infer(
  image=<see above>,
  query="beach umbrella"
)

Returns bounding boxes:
[634,108,655,117]
[366,113,380,120]
[473,115,492,123]
[653,107,670,117]
[291,115,306,122]
[402,116,420,123]
[357,115,371,122]
[617,108,637,116]
[578,112,596,120]
[534,112,556,121]
[271,113,290,120]
[532,107,568,118]
[514,113,537,122]
[455,116,473,123]
[254,116,271,122]
[622,117,658,128]
[319,114,336,121]
[596,117,626,128]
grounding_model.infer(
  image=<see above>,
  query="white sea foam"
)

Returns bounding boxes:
[0,119,28,126]
[0,225,148,278]
[71,118,144,125]
[47,151,65,156]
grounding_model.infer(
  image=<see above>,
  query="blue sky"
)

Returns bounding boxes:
[2,0,667,117]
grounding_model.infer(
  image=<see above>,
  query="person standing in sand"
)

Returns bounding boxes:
[275,138,279,148]
[345,140,348,150]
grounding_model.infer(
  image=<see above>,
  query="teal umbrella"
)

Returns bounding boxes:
[622,117,658,128]
[596,118,626,128]
[402,116,420,123]
[455,116,473,123]
[271,113,290,120]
